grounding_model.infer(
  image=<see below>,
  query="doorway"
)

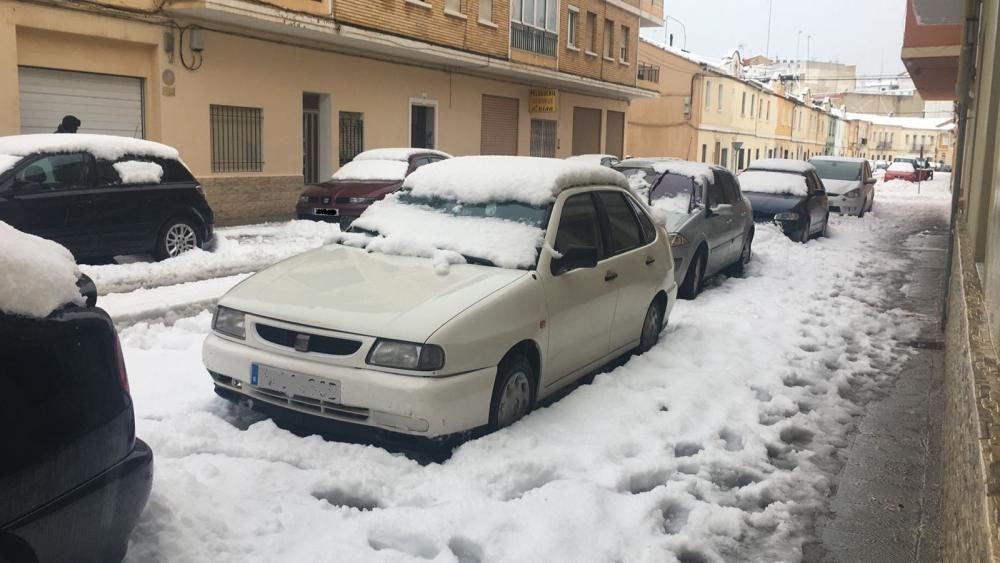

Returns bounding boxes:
[410,100,437,149]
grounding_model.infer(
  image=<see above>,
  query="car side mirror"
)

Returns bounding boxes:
[76,274,98,308]
[551,245,598,275]
[865,178,876,186]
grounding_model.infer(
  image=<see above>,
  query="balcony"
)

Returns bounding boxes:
[900,0,963,100]
[510,22,557,57]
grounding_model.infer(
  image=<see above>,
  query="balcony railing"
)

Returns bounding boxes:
[511,22,557,57]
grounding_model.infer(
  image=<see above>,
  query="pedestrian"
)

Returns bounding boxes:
[55,115,81,134]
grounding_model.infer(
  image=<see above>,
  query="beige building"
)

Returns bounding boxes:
[0,0,662,222]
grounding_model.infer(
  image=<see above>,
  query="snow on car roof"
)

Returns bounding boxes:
[888,162,915,172]
[0,221,83,318]
[0,134,180,162]
[566,154,617,164]
[738,169,809,197]
[617,158,715,188]
[331,160,409,182]
[355,148,452,162]
[747,159,816,174]
[810,156,867,164]
[403,156,629,205]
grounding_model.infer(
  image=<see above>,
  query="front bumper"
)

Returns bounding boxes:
[828,194,864,216]
[202,333,497,438]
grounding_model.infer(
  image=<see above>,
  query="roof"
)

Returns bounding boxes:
[747,158,817,174]
[0,134,180,161]
[809,156,867,164]
[355,148,452,161]
[402,156,628,206]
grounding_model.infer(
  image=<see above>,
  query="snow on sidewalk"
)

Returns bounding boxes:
[100,274,250,327]
[120,177,951,563]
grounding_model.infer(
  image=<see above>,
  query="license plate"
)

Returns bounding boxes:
[251,364,340,402]
[314,208,339,216]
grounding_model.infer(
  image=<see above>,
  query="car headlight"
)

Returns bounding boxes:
[213,306,246,339]
[299,195,310,203]
[348,197,377,204]
[774,212,799,221]
[367,339,445,371]
[668,233,689,247]
[845,188,861,198]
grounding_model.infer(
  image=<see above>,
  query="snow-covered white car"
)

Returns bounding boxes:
[203,156,677,439]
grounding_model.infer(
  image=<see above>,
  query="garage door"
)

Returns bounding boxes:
[480,95,519,155]
[605,110,624,159]
[18,66,144,137]
[572,107,602,155]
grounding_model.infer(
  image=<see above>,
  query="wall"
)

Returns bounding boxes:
[557,0,639,87]
[626,40,699,159]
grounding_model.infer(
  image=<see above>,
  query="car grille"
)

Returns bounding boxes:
[335,197,353,204]
[255,324,363,356]
[250,387,371,421]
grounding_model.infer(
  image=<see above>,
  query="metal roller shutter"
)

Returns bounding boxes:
[572,107,602,155]
[18,66,144,137]
[480,95,519,155]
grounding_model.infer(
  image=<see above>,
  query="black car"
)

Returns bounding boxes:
[738,159,830,243]
[0,272,153,563]
[0,135,215,262]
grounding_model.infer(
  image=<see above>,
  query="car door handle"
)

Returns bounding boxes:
[645,257,656,265]
[605,270,618,282]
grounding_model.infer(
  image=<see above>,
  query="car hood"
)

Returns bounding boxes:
[661,210,697,232]
[302,179,403,199]
[220,245,530,341]
[744,192,804,218]
[823,179,861,196]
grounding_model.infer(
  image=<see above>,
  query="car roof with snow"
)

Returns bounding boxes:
[746,158,817,175]
[402,156,629,206]
[809,156,867,164]
[0,221,84,318]
[617,157,719,187]
[330,148,453,182]
[354,148,452,162]
[0,134,180,162]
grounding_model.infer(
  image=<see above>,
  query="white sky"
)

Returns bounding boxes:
[643,0,908,79]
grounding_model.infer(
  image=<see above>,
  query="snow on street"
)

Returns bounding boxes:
[114,177,950,563]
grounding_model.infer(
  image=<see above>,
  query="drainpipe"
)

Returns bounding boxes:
[941,0,980,327]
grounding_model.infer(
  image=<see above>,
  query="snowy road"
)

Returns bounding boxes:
[112,177,951,563]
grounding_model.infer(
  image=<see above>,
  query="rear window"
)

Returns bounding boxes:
[108,155,195,184]
[810,160,862,182]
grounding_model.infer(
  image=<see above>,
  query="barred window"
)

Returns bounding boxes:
[210,105,263,173]
[638,63,660,83]
[530,119,556,157]
[339,112,364,166]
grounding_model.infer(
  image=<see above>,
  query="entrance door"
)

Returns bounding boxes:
[605,110,624,159]
[18,66,144,137]
[571,107,602,155]
[410,102,436,149]
[481,95,519,155]
[530,119,557,157]
[302,94,320,184]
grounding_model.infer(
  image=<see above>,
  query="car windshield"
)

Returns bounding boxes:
[617,167,660,193]
[811,160,862,181]
[395,192,549,228]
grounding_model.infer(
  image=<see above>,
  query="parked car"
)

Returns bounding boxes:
[566,154,621,167]
[205,156,677,440]
[809,156,876,217]
[874,160,889,171]
[296,148,451,230]
[739,159,830,243]
[884,161,919,182]
[0,134,215,263]
[0,222,152,563]
[893,156,933,180]
[615,158,753,299]
[941,163,953,172]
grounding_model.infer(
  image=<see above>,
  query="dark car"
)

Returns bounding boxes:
[738,159,830,243]
[0,134,215,263]
[0,246,153,562]
[297,148,450,229]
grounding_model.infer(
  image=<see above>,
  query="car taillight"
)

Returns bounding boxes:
[113,333,131,394]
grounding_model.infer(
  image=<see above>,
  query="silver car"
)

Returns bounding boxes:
[615,158,754,300]
[809,156,876,217]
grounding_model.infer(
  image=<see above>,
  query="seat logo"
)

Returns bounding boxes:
[294,333,310,352]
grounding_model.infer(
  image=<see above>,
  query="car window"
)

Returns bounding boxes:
[411,157,433,171]
[96,159,121,187]
[15,153,92,190]
[596,191,644,255]
[707,172,726,207]
[717,171,741,204]
[624,194,657,244]
[554,193,603,258]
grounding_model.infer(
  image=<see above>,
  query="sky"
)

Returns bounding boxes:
[642,0,908,79]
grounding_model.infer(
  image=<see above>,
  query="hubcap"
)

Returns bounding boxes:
[642,305,661,348]
[497,371,531,427]
[165,223,197,257]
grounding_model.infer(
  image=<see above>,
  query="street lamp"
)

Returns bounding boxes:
[664,15,687,49]
[765,0,773,59]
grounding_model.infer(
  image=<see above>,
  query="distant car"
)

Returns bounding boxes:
[615,158,753,299]
[875,160,889,171]
[0,134,215,262]
[0,223,152,563]
[893,156,933,180]
[567,154,621,167]
[809,156,876,217]
[739,159,830,243]
[296,148,451,229]
[884,161,918,182]
[941,163,953,172]
[205,156,677,440]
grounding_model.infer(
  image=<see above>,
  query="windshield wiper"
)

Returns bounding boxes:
[460,254,496,267]
[347,225,378,237]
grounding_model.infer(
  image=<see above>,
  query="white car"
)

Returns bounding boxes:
[202,156,677,439]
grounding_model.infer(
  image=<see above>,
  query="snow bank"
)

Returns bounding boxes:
[0,154,20,176]
[0,221,83,317]
[748,159,816,174]
[404,156,627,206]
[355,148,451,161]
[114,160,164,184]
[0,134,179,161]
[352,197,544,269]
[331,160,408,181]
[738,170,808,196]
[651,160,715,188]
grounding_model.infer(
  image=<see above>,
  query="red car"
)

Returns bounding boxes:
[296,148,450,228]
[892,157,933,180]
[884,161,918,182]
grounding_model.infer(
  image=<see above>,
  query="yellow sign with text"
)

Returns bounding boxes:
[529,89,557,113]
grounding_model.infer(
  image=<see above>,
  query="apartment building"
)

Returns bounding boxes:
[0,0,661,222]
[846,113,955,163]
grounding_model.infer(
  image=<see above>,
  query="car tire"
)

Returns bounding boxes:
[636,299,665,354]
[858,205,866,218]
[795,219,811,243]
[488,353,534,431]
[154,217,201,261]
[727,230,753,277]
[678,249,705,300]
[819,214,830,238]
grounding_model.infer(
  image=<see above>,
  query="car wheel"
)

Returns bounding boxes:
[727,230,753,277]
[155,218,200,261]
[636,299,665,354]
[795,219,811,243]
[678,249,705,300]
[488,354,534,431]
[819,214,831,238]
[858,205,866,218]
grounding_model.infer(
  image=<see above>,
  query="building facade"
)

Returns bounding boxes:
[0,0,661,222]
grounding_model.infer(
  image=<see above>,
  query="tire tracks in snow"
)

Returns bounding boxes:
[100,273,250,328]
